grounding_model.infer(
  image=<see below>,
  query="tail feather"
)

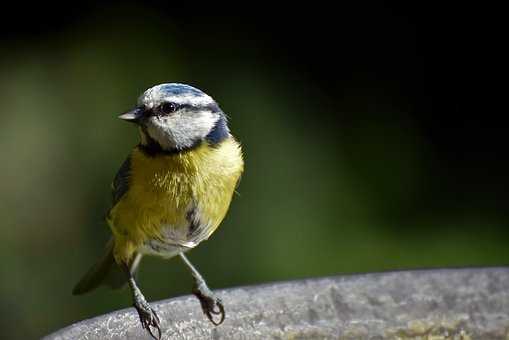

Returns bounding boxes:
[72,239,141,295]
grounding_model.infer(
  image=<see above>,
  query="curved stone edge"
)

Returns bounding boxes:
[44,267,509,339]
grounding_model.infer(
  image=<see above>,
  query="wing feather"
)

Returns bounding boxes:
[111,155,131,207]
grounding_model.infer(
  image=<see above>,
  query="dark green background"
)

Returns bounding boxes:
[0,4,506,339]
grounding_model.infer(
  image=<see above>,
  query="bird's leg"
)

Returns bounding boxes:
[179,253,225,325]
[125,265,161,340]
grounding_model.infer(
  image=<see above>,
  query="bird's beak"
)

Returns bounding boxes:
[118,107,145,123]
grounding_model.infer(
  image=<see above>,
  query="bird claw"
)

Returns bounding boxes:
[193,287,225,326]
[134,303,162,340]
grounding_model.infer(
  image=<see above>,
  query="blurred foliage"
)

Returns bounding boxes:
[0,5,507,339]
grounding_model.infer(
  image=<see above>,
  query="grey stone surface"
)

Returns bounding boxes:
[44,268,509,339]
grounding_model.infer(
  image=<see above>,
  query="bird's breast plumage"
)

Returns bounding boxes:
[108,137,243,263]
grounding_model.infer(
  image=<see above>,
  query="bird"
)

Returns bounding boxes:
[72,83,244,339]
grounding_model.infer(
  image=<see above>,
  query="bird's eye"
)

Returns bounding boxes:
[159,102,178,114]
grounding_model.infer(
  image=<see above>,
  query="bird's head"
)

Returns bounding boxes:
[119,83,229,152]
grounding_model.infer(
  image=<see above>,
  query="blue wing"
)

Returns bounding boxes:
[111,155,131,206]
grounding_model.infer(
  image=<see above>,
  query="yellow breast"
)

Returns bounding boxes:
[108,137,243,263]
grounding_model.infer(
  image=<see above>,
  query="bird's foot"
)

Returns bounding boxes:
[192,284,225,326]
[133,297,161,340]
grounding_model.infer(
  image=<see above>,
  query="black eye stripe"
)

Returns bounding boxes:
[159,102,178,114]
[179,103,220,112]
[176,103,194,110]
[154,102,220,115]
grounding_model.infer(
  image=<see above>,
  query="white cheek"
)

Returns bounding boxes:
[145,118,177,149]
[180,112,216,136]
[145,112,218,150]
[171,113,216,146]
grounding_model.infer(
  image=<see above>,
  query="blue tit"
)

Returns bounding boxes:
[73,83,244,339]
